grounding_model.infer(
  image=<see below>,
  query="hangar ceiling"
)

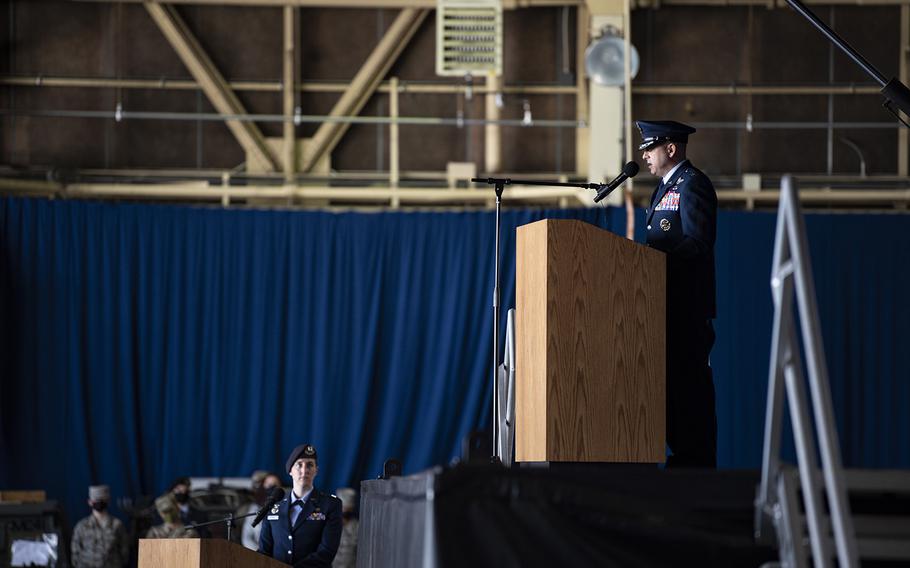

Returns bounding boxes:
[1,0,908,210]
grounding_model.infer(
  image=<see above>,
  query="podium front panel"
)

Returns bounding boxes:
[515,219,665,463]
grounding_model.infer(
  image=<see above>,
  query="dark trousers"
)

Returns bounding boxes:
[665,317,717,468]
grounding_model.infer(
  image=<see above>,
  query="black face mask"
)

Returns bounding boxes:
[173,492,190,505]
[91,501,108,513]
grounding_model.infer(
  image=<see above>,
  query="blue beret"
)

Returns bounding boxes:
[286,443,318,472]
[636,120,696,150]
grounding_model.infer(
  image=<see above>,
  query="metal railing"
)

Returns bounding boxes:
[755,174,858,568]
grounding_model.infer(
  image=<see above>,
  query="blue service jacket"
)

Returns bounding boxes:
[258,489,342,567]
[645,160,717,320]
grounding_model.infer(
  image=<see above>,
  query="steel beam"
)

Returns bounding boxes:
[283,5,297,181]
[1,76,885,96]
[485,73,502,173]
[389,76,400,191]
[144,2,280,171]
[900,5,909,176]
[83,0,580,8]
[79,0,910,7]
[623,0,635,238]
[299,8,428,172]
[4,176,910,208]
[0,178,590,206]
[575,3,589,176]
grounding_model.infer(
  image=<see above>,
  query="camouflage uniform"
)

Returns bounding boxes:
[332,487,358,568]
[145,523,199,539]
[332,519,358,568]
[144,493,199,539]
[71,514,129,568]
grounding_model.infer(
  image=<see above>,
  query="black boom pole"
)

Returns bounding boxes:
[785,0,910,120]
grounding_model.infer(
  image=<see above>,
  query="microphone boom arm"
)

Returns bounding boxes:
[472,177,604,191]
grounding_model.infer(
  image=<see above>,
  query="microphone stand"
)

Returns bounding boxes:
[785,0,910,121]
[471,177,603,463]
[184,509,260,541]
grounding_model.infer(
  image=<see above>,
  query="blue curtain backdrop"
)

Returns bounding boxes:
[0,196,908,526]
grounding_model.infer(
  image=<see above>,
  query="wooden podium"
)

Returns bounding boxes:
[138,539,288,568]
[515,219,666,463]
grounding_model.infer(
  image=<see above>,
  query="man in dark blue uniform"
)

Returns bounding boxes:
[259,444,342,566]
[638,120,718,468]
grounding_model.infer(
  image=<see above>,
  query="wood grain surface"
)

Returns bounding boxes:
[139,539,200,568]
[515,219,549,461]
[138,538,288,568]
[515,219,666,463]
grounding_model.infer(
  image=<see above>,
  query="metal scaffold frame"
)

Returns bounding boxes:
[755,174,858,568]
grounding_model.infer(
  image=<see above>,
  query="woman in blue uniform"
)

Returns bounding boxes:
[259,444,342,566]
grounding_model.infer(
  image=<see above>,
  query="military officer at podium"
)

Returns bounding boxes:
[259,444,342,567]
[638,120,718,468]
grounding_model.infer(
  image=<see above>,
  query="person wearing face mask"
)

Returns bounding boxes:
[70,485,129,568]
[238,471,282,550]
[638,120,718,469]
[144,494,199,539]
[161,476,209,537]
[258,444,342,567]
[168,476,193,524]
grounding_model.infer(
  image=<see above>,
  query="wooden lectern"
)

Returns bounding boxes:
[138,539,288,568]
[515,219,666,463]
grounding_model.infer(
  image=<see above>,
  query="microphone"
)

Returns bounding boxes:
[250,487,285,528]
[593,161,640,203]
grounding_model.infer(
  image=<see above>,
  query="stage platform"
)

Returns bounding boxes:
[359,464,778,567]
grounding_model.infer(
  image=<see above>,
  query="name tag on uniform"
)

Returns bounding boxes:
[267,515,280,521]
[655,190,680,211]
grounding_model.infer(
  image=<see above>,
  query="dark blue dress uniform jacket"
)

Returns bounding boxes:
[645,160,717,320]
[258,489,342,567]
